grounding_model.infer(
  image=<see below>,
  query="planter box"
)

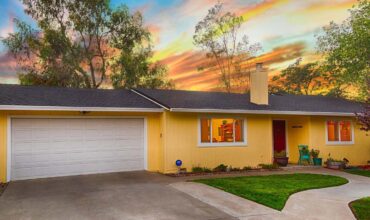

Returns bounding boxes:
[313,158,322,166]
[274,157,289,167]
[327,161,344,169]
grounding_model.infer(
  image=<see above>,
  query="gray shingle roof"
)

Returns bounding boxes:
[0,84,364,114]
[0,84,160,109]
[135,88,364,114]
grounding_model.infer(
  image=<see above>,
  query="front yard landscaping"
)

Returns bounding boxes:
[350,197,370,220]
[345,166,370,178]
[194,173,348,210]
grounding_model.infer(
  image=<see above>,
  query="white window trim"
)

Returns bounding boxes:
[198,117,247,147]
[325,119,355,145]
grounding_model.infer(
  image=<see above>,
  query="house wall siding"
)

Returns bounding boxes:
[162,112,273,173]
[309,116,370,165]
[0,110,163,183]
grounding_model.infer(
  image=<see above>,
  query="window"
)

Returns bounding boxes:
[326,120,354,144]
[199,117,246,146]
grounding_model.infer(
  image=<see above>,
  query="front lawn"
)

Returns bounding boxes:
[350,197,370,220]
[194,173,348,210]
[345,169,370,178]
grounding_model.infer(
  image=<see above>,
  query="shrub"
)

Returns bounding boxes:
[259,163,279,169]
[242,166,253,171]
[230,167,241,171]
[213,164,228,172]
[203,167,212,173]
[274,150,287,158]
[192,166,212,173]
[310,149,320,158]
[192,166,204,173]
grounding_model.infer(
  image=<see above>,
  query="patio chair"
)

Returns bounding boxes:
[298,145,311,165]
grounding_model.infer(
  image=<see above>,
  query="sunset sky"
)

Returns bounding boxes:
[0,0,357,91]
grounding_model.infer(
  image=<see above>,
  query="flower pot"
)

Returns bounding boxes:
[274,157,289,167]
[327,161,344,169]
[313,158,322,166]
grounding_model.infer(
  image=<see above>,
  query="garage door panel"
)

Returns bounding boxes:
[11,118,145,180]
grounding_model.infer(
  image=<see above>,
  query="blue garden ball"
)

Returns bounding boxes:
[175,160,182,167]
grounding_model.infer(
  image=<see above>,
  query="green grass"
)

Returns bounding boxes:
[350,197,370,220]
[194,173,348,210]
[346,170,370,178]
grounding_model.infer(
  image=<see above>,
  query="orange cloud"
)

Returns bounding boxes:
[237,0,290,22]
[160,42,307,91]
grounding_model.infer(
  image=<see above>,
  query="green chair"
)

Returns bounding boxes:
[298,145,311,165]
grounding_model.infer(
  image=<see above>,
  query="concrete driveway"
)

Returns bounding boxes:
[0,171,233,220]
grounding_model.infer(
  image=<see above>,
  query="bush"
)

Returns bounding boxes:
[242,166,253,171]
[310,149,320,158]
[259,163,279,170]
[192,166,204,173]
[213,164,228,172]
[192,166,212,173]
[230,167,241,171]
[274,150,287,158]
[203,167,212,173]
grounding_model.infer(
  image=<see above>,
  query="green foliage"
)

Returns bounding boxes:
[316,0,370,100]
[191,166,212,173]
[213,164,228,172]
[230,167,241,171]
[350,197,370,220]
[193,2,261,93]
[346,170,370,178]
[2,0,172,89]
[192,166,204,173]
[270,58,324,95]
[111,46,173,89]
[310,149,320,158]
[258,163,279,170]
[242,166,253,171]
[194,174,348,210]
[274,150,287,158]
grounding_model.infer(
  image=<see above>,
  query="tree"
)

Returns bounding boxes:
[2,0,172,89]
[270,58,324,95]
[356,79,370,132]
[356,102,370,132]
[193,2,261,93]
[316,0,369,100]
[111,44,173,89]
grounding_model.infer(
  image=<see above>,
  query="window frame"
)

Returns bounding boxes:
[198,116,247,147]
[325,119,355,145]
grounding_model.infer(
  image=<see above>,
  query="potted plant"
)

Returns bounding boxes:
[326,154,344,169]
[274,150,289,167]
[310,149,322,166]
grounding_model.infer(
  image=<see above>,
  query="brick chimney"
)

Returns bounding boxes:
[250,63,268,105]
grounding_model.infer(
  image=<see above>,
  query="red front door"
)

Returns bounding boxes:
[273,120,286,153]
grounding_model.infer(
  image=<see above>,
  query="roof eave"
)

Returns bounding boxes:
[169,108,356,116]
[0,105,163,112]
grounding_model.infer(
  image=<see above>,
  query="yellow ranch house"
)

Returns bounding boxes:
[0,65,369,182]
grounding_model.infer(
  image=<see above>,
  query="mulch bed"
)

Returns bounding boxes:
[166,168,283,177]
[358,165,370,170]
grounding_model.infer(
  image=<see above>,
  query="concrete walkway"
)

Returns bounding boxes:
[170,168,370,220]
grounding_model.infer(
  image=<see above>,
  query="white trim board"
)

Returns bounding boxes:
[0,105,163,112]
[6,115,149,182]
[170,108,355,116]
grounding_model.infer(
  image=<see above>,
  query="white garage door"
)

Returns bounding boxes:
[11,118,145,180]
